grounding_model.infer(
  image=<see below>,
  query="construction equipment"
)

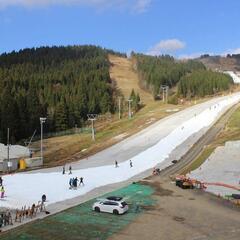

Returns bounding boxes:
[175,176,194,189]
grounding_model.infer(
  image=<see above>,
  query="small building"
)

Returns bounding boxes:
[0,143,30,172]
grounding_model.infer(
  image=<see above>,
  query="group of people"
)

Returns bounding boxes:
[0,177,5,199]
[69,177,84,190]
[115,160,133,168]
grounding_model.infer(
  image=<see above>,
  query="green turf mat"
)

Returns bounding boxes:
[1,183,156,240]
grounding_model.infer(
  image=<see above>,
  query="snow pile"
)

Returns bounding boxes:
[225,71,240,84]
[0,144,30,161]
[1,94,240,208]
[189,141,240,196]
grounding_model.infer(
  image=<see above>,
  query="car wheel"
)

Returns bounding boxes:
[113,209,119,215]
[95,207,100,212]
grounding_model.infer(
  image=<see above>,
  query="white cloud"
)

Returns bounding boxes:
[222,48,240,56]
[147,39,186,56]
[132,0,151,13]
[0,0,151,13]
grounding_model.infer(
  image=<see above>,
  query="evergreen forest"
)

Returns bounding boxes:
[0,46,116,143]
[133,53,233,99]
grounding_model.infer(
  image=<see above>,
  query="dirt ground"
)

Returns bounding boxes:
[110,176,240,240]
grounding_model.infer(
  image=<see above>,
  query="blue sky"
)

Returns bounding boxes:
[0,0,240,58]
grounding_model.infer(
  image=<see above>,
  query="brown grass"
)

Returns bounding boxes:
[109,54,153,104]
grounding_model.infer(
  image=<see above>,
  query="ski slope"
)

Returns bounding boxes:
[2,93,240,209]
[225,71,240,84]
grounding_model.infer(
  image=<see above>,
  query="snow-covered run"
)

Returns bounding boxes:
[0,144,30,161]
[224,71,240,84]
[189,141,240,196]
[2,93,240,209]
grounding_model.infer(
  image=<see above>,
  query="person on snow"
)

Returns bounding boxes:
[73,177,78,189]
[0,177,2,186]
[62,166,65,175]
[69,178,73,189]
[69,165,72,174]
[130,160,133,168]
[42,194,47,203]
[115,161,119,168]
[79,177,84,186]
[0,186,5,198]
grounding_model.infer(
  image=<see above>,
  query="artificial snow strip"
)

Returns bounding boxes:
[2,93,240,209]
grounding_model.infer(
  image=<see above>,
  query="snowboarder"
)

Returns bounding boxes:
[79,177,84,186]
[130,160,133,168]
[0,186,5,198]
[115,161,119,168]
[62,166,65,175]
[0,177,2,186]
[69,165,72,174]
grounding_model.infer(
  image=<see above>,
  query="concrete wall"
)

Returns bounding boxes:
[25,157,43,168]
[0,158,19,172]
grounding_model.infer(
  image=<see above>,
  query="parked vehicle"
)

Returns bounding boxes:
[92,199,128,215]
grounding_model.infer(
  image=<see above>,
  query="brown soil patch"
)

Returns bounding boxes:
[140,180,173,196]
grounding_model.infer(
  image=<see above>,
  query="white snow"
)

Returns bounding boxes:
[225,71,240,84]
[1,93,240,209]
[0,144,30,161]
[189,141,240,196]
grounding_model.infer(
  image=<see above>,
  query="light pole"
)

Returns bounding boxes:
[128,99,133,119]
[40,117,46,162]
[161,85,169,104]
[7,128,12,172]
[87,114,98,141]
[118,97,122,120]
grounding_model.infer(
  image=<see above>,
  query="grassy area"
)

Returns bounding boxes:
[1,183,156,240]
[181,147,215,175]
[182,105,240,175]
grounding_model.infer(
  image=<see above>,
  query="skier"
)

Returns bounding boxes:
[62,166,65,175]
[0,177,2,186]
[69,165,72,174]
[79,177,84,186]
[0,186,5,198]
[115,161,119,168]
[130,160,133,168]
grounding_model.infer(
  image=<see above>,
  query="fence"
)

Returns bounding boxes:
[32,127,92,141]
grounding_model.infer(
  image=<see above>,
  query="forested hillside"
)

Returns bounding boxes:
[0,46,116,143]
[133,53,205,99]
[178,70,233,97]
[133,53,233,100]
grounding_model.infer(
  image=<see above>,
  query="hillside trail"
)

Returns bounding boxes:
[109,54,154,105]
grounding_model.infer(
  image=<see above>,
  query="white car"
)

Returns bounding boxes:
[92,199,128,215]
